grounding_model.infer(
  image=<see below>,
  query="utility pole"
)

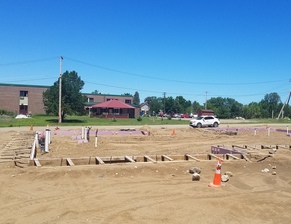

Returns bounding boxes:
[58,56,63,124]
[277,91,291,119]
[277,80,291,119]
[205,91,208,110]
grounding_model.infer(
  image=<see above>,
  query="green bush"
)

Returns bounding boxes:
[137,116,142,121]
[0,109,15,117]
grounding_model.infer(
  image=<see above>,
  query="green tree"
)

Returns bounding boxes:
[192,101,202,114]
[225,98,243,118]
[43,70,86,122]
[165,96,175,114]
[242,102,262,119]
[259,92,281,118]
[170,96,192,114]
[207,97,242,118]
[133,91,140,106]
[207,97,229,118]
[145,96,163,115]
[91,90,101,94]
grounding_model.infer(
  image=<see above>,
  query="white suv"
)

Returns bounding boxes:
[189,116,220,128]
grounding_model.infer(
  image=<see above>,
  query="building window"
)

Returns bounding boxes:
[125,99,131,104]
[113,109,119,115]
[20,90,28,97]
[88,97,94,102]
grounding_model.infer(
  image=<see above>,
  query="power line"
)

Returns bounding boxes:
[64,56,288,86]
[1,77,58,83]
[84,80,164,94]
[1,56,289,102]
[84,79,289,99]
[0,57,59,66]
[1,56,288,86]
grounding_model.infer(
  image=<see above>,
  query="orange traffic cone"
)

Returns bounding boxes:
[208,157,222,187]
[30,125,33,131]
[172,129,176,135]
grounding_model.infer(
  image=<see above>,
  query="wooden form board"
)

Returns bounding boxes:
[242,154,251,162]
[34,158,41,167]
[161,155,173,161]
[95,157,105,165]
[125,156,135,163]
[144,155,156,163]
[66,158,75,166]
[226,153,240,160]
[208,153,224,161]
[185,154,200,162]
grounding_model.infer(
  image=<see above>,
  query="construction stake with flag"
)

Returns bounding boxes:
[208,157,222,187]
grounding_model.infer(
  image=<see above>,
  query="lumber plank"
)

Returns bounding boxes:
[277,145,291,149]
[162,155,173,161]
[261,145,272,149]
[208,153,224,161]
[95,156,105,165]
[242,154,251,162]
[185,154,200,162]
[232,145,246,150]
[125,156,135,163]
[226,153,240,160]
[144,155,156,163]
[66,158,75,166]
[34,158,41,167]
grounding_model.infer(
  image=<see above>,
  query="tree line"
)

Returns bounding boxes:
[145,92,291,119]
[42,71,290,121]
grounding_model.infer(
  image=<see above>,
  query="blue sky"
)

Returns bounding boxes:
[1,0,291,105]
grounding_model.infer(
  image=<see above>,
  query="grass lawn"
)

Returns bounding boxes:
[0,115,190,128]
[0,114,290,128]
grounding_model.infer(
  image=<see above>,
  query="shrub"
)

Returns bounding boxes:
[137,116,142,121]
[0,109,15,117]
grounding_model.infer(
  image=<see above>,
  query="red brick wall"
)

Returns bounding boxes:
[0,85,48,114]
[85,94,133,104]
[0,85,139,116]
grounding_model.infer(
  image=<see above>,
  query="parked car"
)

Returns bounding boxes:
[189,116,220,128]
[172,113,181,118]
[180,114,189,118]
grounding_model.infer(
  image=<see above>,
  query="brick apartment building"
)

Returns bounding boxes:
[0,83,48,115]
[0,83,138,117]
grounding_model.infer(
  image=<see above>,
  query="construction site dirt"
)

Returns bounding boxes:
[1,123,291,224]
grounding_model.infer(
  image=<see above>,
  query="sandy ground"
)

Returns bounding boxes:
[1,123,291,224]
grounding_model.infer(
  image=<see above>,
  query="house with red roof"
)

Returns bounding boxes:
[91,99,138,118]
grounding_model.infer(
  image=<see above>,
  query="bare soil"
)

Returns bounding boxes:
[1,123,291,224]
